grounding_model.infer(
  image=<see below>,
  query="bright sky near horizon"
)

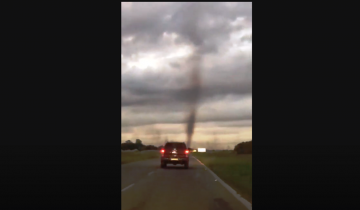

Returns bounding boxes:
[121,2,252,149]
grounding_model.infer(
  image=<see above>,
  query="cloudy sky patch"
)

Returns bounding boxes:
[121,2,252,149]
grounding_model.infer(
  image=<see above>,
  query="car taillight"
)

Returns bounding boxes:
[185,150,189,154]
[160,149,165,153]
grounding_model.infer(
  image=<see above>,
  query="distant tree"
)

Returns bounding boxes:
[135,139,144,150]
[139,145,146,151]
[135,139,142,145]
[234,140,252,154]
[121,140,136,150]
[144,145,158,150]
[122,139,165,151]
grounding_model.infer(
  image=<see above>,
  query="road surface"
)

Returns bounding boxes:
[121,155,250,210]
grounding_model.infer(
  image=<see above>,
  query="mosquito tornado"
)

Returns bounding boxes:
[185,54,201,148]
[176,3,204,149]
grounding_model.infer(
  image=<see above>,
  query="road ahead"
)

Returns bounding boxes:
[121,155,250,210]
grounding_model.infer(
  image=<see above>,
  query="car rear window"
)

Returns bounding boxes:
[165,143,186,149]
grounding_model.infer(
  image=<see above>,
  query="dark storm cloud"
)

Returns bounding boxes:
[121,59,252,108]
[121,2,252,128]
[121,113,252,128]
[121,2,252,55]
[121,81,252,108]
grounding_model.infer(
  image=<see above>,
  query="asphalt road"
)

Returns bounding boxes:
[121,155,250,210]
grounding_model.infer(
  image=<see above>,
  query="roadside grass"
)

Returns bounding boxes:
[121,151,161,164]
[192,151,252,204]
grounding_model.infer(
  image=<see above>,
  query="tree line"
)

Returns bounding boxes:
[121,138,252,154]
[121,139,161,151]
[121,139,196,151]
[234,140,252,154]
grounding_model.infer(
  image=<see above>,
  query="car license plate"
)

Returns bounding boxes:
[171,158,178,161]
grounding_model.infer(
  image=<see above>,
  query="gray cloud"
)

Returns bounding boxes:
[121,116,252,128]
[169,62,181,69]
[122,2,252,136]
[121,99,252,128]
[210,120,252,128]
[121,58,252,108]
[122,2,252,55]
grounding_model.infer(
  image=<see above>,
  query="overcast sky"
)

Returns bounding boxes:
[121,2,252,149]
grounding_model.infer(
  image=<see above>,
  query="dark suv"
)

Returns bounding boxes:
[160,142,189,169]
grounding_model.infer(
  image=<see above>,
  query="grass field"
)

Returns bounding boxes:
[192,151,252,204]
[121,150,161,164]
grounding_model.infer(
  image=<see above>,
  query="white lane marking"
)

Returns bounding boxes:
[121,183,134,192]
[148,171,154,176]
[192,157,252,210]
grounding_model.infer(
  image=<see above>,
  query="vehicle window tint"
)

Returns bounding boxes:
[165,143,186,149]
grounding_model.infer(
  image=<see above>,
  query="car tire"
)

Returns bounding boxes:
[161,162,166,168]
[184,161,189,169]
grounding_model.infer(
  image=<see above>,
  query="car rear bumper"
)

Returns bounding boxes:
[161,157,189,163]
